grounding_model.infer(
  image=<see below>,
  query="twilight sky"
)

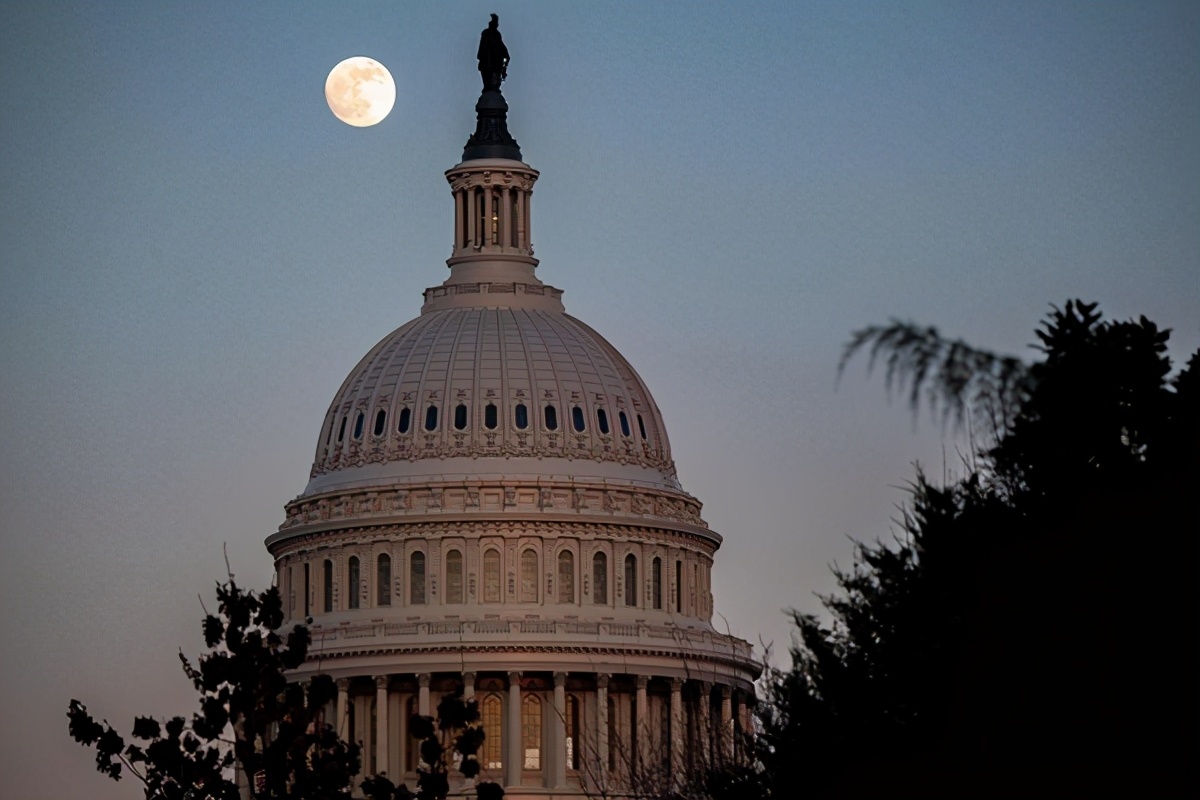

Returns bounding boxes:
[1,1,1196,795]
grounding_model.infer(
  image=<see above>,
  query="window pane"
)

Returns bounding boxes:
[484,403,498,430]
[411,552,426,605]
[425,405,439,431]
[484,549,501,603]
[597,408,609,434]
[571,406,585,432]
[593,553,607,605]
[337,416,347,442]
[377,554,391,606]
[373,409,386,436]
[544,405,558,431]
[515,403,528,430]
[619,411,631,437]
[353,412,364,440]
[323,559,333,613]
[637,414,647,440]
[624,554,637,607]
[652,557,662,610]
[522,696,542,770]
[557,551,574,604]
[454,404,468,431]
[520,550,538,603]
[398,407,411,433]
[446,550,464,604]
[483,694,503,770]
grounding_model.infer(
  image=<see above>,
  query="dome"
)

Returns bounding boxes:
[304,306,679,498]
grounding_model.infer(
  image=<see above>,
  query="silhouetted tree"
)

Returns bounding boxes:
[67,577,360,799]
[756,301,1198,797]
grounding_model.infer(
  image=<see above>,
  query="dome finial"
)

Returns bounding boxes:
[464,15,521,161]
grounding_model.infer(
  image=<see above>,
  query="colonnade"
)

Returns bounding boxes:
[325,670,753,795]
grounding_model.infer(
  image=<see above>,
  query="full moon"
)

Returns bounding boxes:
[325,56,395,127]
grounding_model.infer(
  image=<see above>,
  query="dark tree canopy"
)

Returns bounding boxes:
[68,578,360,799]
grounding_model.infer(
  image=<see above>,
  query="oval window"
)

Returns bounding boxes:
[425,405,439,431]
[353,412,365,440]
[484,403,498,430]
[515,403,528,430]
[637,414,647,440]
[597,408,609,435]
[398,407,411,434]
[337,416,347,442]
[454,404,468,431]
[572,406,585,432]
[373,409,386,437]
[544,405,558,431]
[619,411,631,437]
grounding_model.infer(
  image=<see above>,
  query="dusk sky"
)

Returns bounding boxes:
[1,2,1197,795]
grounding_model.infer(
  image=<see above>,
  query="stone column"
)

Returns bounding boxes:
[418,673,431,717]
[634,675,649,774]
[552,672,567,788]
[595,673,610,788]
[500,187,511,249]
[336,678,350,740]
[464,671,476,700]
[506,672,522,788]
[697,682,712,767]
[455,189,464,252]
[375,676,389,779]
[669,679,684,787]
[719,685,733,761]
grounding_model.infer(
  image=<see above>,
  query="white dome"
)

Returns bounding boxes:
[304,306,678,499]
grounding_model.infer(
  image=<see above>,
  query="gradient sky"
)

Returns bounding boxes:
[1,2,1196,795]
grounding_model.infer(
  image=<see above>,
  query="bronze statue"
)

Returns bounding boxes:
[477,13,509,91]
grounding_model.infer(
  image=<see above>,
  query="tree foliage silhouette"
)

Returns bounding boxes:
[67,577,360,799]
[757,300,1198,797]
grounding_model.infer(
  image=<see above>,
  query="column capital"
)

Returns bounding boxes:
[417,672,430,688]
[507,671,521,685]
[336,678,350,691]
[596,672,610,690]
[635,674,649,690]
[553,671,567,687]
[720,684,732,699]
[462,671,476,685]
[670,677,683,692]
[374,675,389,690]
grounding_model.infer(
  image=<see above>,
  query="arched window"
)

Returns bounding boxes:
[482,694,503,770]
[353,411,364,440]
[454,403,468,431]
[484,403,498,430]
[566,695,581,770]
[337,416,347,442]
[348,556,360,609]
[398,407,411,434]
[322,559,333,613]
[446,550,464,604]
[514,403,528,430]
[652,556,663,610]
[619,410,631,437]
[519,549,538,603]
[373,409,386,437]
[637,414,647,440]
[483,548,501,603]
[410,552,426,605]
[424,405,439,431]
[557,550,575,604]
[597,408,610,434]
[544,405,558,431]
[522,695,542,769]
[571,406,585,432]
[377,554,391,607]
[624,554,638,607]
[593,552,608,605]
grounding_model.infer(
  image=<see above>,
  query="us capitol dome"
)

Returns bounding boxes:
[265,20,759,797]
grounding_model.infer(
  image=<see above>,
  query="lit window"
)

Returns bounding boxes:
[446,550,464,604]
[597,408,609,434]
[544,405,558,431]
[652,557,662,610]
[353,412,364,440]
[398,407,411,434]
[425,405,439,431]
[557,551,574,604]
[410,552,426,605]
[624,554,638,607]
[520,549,538,603]
[593,552,608,605]
[377,554,391,607]
[348,556,360,609]
[572,406,585,432]
[515,403,528,430]
[522,695,542,770]
[454,403,468,431]
[373,409,386,437]
[484,403,498,430]
[619,411,631,437]
[482,694,503,770]
[483,549,501,603]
